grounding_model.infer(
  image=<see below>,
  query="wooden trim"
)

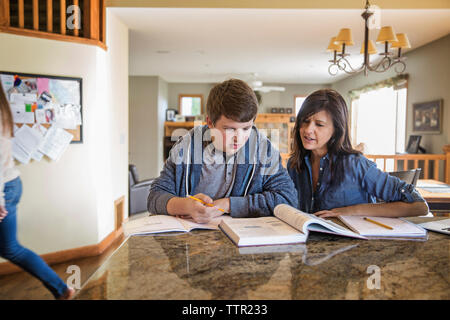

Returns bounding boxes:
[73,0,79,36]
[33,0,39,30]
[114,196,125,231]
[47,0,53,32]
[178,94,204,115]
[0,226,124,276]
[0,0,10,27]
[89,0,100,40]
[60,0,66,35]
[101,0,106,43]
[0,26,107,50]
[18,0,24,28]
[444,145,450,184]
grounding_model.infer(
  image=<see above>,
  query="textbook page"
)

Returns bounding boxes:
[124,215,187,236]
[274,204,366,239]
[124,215,231,236]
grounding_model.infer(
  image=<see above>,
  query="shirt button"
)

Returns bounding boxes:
[401,189,405,193]
[320,167,323,171]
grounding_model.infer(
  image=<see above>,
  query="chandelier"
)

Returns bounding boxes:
[327,0,411,76]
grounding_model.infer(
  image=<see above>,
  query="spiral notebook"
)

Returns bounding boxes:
[338,216,428,240]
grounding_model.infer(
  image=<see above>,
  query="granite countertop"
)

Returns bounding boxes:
[76,217,449,300]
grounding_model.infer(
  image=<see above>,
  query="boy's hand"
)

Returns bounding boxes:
[212,198,230,215]
[167,193,221,224]
[0,206,8,223]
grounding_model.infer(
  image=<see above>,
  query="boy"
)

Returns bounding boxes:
[148,79,298,223]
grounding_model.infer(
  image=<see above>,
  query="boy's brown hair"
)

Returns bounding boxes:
[206,79,259,124]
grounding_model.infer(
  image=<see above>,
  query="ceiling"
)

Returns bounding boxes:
[110,7,450,84]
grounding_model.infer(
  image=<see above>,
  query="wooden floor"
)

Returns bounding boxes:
[0,231,127,300]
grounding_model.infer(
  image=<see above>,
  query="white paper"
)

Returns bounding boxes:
[10,92,37,104]
[12,141,31,164]
[35,109,47,124]
[30,124,47,161]
[1,74,14,97]
[49,79,80,105]
[54,104,77,129]
[38,126,73,161]
[10,103,35,124]
[13,124,44,155]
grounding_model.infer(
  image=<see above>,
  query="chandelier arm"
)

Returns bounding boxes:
[368,56,392,72]
[392,60,407,74]
[336,57,364,74]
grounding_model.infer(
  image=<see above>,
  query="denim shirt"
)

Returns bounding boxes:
[287,153,425,213]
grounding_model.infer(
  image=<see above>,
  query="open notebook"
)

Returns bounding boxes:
[338,216,428,240]
[124,214,232,236]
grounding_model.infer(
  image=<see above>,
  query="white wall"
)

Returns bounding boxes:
[0,10,129,262]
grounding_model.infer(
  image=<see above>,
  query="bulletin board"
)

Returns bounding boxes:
[0,71,83,143]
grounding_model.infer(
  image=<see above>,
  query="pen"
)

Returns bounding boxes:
[188,195,227,213]
[364,217,393,230]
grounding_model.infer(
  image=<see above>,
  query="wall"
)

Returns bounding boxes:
[332,34,450,154]
[0,10,129,262]
[258,83,331,112]
[129,76,168,179]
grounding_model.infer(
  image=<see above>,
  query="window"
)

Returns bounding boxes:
[294,95,307,115]
[178,94,203,116]
[351,86,407,170]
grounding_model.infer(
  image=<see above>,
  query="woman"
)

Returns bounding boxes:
[0,83,74,299]
[287,89,428,218]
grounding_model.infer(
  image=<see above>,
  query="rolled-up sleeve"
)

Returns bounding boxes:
[360,158,426,203]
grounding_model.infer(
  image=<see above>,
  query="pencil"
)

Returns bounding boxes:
[363,217,393,230]
[188,195,227,213]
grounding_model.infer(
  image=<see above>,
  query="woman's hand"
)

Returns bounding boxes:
[0,205,8,222]
[314,207,350,218]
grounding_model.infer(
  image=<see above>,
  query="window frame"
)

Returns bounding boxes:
[294,95,307,115]
[178,94,204,116]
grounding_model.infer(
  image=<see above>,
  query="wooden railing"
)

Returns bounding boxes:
[0,0,106,50]
[365,145,450,183]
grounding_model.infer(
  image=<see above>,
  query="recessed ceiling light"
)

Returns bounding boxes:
[156,50,170,54]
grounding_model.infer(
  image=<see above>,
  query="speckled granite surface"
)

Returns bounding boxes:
[76,217,449,300]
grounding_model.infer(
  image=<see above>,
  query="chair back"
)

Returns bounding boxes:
[388,168,421,187]
[129,164,139,185]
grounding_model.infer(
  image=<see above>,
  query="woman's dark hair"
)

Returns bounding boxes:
[289,89,360,188]
[0,82,14,137]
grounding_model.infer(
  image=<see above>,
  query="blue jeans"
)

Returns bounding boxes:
[0,177,68,299]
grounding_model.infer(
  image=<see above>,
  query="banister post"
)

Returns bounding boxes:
[444,145,450,184]
[0,0,10,27]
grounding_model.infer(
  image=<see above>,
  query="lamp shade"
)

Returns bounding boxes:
[335,28,354,46]
[360,40,378,54]
[376,26,398,43]
[391,33,411,49]
[327,37,342,52]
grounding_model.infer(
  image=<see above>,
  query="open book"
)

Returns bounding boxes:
[124,214,232,237]
[338,216,428,240]
[218,204,366,247]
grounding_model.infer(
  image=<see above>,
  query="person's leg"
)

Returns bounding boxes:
[0,177,69,299]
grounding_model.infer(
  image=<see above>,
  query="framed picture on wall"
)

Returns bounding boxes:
[412,99,443,134]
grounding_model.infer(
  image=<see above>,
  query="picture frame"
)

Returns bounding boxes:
[405,135,422,154]
[166,108,177,121]
[412,99,443,134]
